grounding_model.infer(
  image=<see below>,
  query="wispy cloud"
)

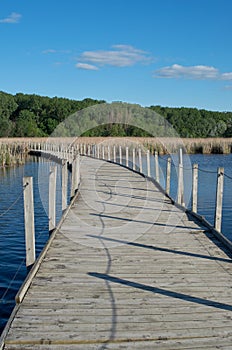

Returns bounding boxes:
[0,12,21,24]
[76,45,152,70]
[153,64,232,81]
[76,63,99,71]
[42,49,71,54]
[223,85,232,90]
[42,49,57,54]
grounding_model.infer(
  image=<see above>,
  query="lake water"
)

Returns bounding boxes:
[0,153,232,335]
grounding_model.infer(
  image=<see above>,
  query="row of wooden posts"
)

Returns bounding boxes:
[23,143,225,266]
[23,154,80,267]
[80,144,224,235]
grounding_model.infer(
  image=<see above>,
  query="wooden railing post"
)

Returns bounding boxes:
[147,150,151,177]
[166,157,171,195]
[126,147,129,167]
[49,166,57,232]
[177,148,184,206]
[192,164,198,213]
[138,148,143,173]
[119,146,122,165]
[23,177,35,267]
[71,156,80,198]
[113,145,116,163]
[102,145,105,160]
[87,144,91,156]
[62,159,68,212]
[132,148,136,171]
[155,151,160,183]
[215,167,224,232]
[108,145,111,161]
[77,154,80,187]
[71,146,74,163]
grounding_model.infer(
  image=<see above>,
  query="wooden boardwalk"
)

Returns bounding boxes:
[1,156,232,349]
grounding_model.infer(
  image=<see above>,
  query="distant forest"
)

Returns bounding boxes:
[1,91,232,138]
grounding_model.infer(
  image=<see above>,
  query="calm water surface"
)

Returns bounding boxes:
[0,154,232,335]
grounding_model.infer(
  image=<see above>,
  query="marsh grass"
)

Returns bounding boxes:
[0,137,231,166]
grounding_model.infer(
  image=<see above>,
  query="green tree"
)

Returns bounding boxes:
[14,110,44,137]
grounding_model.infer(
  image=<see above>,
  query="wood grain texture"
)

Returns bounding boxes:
[2,156,232,349]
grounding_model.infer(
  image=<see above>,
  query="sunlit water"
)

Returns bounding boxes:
[0,154,232,335]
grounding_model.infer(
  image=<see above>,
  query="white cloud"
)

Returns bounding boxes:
[76,45,151,69]
[221,72,232,80]
[153,64,232,81]
[154,64,218,79]
[0,12,21,24]
[76,63,99,71]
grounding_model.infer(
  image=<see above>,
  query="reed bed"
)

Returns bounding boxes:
[71,137,232,155]
[0,137,232,167]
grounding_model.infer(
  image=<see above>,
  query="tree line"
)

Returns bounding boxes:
[1,91,232,138]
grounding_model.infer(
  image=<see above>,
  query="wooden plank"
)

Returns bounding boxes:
[49,166,57,232]
[1,156,232,350]
[155,151,159,183]
[61,160,67,211]
[192,163,198,213]
[166,157,171,195]
[215,167,224,232]
[23,176,35,267]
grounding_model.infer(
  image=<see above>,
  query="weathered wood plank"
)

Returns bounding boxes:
[1,156,232,350]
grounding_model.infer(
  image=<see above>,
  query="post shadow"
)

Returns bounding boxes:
[89,272,232,312]
[87,234,232,263]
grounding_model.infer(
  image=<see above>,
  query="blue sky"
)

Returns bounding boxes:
[1,0,232,111]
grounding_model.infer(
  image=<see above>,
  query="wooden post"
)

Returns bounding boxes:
[177,148,184,206]
[155,151,160,183]
[108,145,111,161]
[102,145,105,160]
[77,154,80,187]
[93,144,96,158]
[119,146,122,165]
[97,144,100,159]
[192,164,198,213]
[49,166,57,232]
[166,157,171,195]
[71,157,76,198]
[132,148,136,170]
[138,148,143,173]
[126,147,129,167]
[214,167,224,232]
[71,157,79,198]
[23,177,35,267]
[113,145,116,163]
[146,150,151,177]
[62,160,68,212]
[71,146,74,163]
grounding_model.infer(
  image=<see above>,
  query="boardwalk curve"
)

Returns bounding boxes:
[1,156,232,349]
